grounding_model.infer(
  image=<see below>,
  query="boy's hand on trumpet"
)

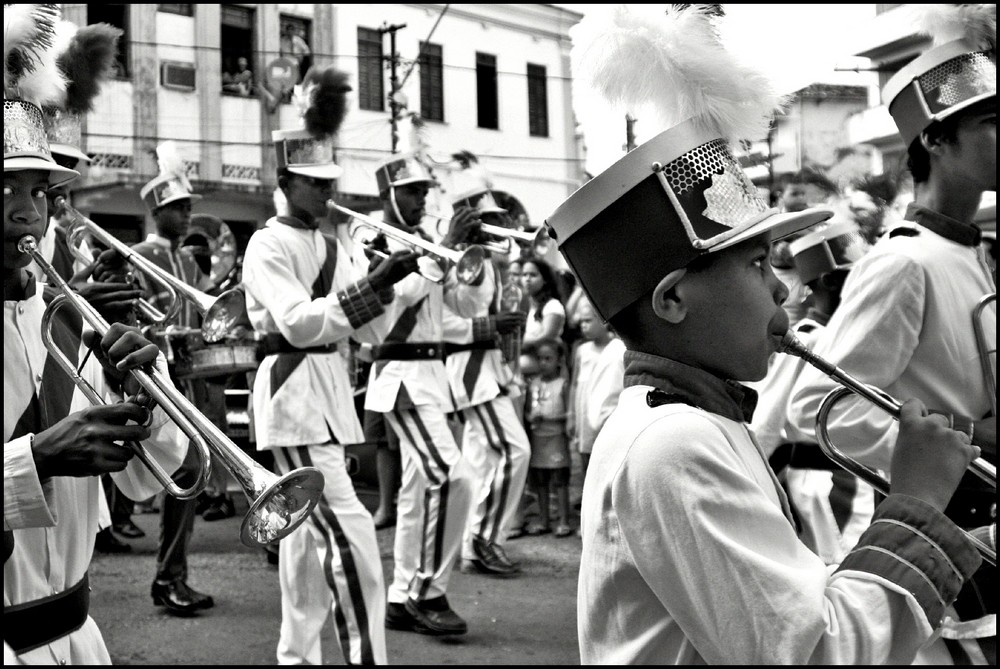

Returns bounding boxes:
[441,205,481,249]
[890,398,982,513]
[71,248,143,323]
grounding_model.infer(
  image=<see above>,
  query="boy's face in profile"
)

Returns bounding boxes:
[673,234,789,382]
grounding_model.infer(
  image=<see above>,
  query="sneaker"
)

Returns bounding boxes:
[404,596,468,636]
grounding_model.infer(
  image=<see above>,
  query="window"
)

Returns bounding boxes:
[527,63,548,137]
[476,52,498,130]
[419,42,444,122]
[221,5,256,97]
[87,4,129,78]
[158,4,193,16]
[357,27,384,112]
[280,15,312,86]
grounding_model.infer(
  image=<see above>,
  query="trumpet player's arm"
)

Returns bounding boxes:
[83,324,187,501]
[586,409,981,664]
[242,230,387,348]
[787,254,922,473]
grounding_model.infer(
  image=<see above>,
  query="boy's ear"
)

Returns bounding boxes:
[651,268,687,324]
[918,128,945,155]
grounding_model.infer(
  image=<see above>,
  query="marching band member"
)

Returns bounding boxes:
[134,141,220,617]
[367,153,484,636]
[5,8,186,661]
[751,220,876,565]
[789,6,996,663]
[564,5,983,663]
[242,66,417,665]
[442,185,530,576]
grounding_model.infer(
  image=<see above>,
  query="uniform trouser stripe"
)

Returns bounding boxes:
[274,446,376,665]
[472,403,512,543]
[396,409,452,601]
[391,408,442,486]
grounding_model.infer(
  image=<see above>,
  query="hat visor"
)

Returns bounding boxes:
[155,193,203,209]
[393,176,438,188]
[50,143,92,167]
[288,163,344,180]
[4,157,80,188]
[931,92,995,126]
[711,206,833,254]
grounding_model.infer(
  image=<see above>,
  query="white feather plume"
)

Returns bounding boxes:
[571,4,786,143]
[156,140,192,191]
[907,4,996,50]
[5,4,65,105]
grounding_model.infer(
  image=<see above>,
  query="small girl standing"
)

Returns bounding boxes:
[524,338,573,537]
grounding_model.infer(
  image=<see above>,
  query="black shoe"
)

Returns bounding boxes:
[385,602,418,631]
[201,496,236,521]
[113,519,145,538]
[264,543,280,566]
[404,596,468,636]
[95,528,132,554]
[372,511,397,531]
[471,536,519,575]
[151,580,214,615]
[195,493,213,516]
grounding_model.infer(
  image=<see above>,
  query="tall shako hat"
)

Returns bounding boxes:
[43,20,123,169]
[547,5,831,322]
[449,153,506,215]
[4,4,79,186]
[272,65,351,180]
[374,152,438,194]
[140,140,202,211]
[788,218,871,286]
[883,4,996,149]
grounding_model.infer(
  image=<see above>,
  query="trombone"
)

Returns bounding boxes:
[19,234,325,548]
[777,331,996,566]
[329,200,485,285]
[58,198,246,343]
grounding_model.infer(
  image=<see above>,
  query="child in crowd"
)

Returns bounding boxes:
[524,338,573,537]
[519,257,565,377]
[569,299,625,480]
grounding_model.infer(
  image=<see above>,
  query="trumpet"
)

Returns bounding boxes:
[330,200,485,285]
[19,235,325,548]
[424,211,511,256]
[479,223,554,258]
[778,331,996,565]
[58,198,245,343]
[974,292,996,417]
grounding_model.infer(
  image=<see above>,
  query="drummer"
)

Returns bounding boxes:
[133,144,223,617]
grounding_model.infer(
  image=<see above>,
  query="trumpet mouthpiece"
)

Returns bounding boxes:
[774,330,804,356]
[17,235,39,254]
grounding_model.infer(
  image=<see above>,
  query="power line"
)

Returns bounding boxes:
[83,131,585,163]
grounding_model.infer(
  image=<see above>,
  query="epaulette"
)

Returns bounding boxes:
[646,389,690,408]
[888,226,920,238]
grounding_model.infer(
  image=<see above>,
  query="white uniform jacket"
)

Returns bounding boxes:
[570,338,626,455]
[363,238,489,414]
[5,282,185,665]
[577,351,981,665]
[444,262,516,411]
[243,218,389,449]
[788,206,995,472]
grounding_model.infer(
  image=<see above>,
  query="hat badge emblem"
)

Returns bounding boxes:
[702,164,765,228]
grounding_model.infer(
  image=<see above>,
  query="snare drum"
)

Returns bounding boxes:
[171,330,262,380]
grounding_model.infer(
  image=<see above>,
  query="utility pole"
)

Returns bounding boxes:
[380,22,407,154]
[624,114,637,152]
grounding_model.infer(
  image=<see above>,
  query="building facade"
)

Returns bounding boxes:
[63,3,585,249]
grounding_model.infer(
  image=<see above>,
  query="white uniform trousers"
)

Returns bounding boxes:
[385,406,475,604]
[459,395,530,559]
[272,444,387,666]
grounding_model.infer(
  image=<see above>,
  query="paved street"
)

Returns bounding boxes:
[89,488,583,665]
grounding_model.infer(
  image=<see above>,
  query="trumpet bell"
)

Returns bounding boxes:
[202,288,248,343]
[456,244,486,285]
[241,467,325,548]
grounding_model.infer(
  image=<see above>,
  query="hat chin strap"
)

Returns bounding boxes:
[390,187,407,227]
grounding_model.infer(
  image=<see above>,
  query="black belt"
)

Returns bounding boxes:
[769,441,838,473]
[258,333,339,357]
[445,341,499,355]
[4,573,90,655]
[372,342,446,361]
